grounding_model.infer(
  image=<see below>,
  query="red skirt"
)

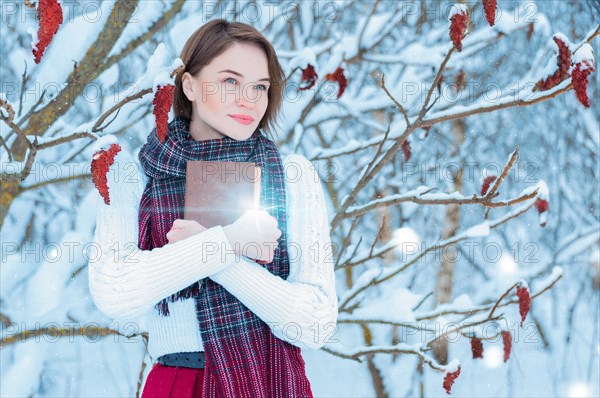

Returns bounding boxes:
[141,363,205,398]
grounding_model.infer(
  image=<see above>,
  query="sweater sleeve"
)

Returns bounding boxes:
[210,154,339,350]
[88,147,238,321]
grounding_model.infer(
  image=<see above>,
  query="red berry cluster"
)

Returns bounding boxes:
[91,144,122,205]
[516,285,531,326]
[482,0,497,26]
[324,66,348,98]
[443,366,461,394]
[33,0,63,64]
[153,84,175,142]
[470,337,484,358]
[481,175,497,195]
[401,139,412,161]
[449,9,469,52]
[572,61,595,108]
[298,64,318,91]
[538,36,572,91]
[502,330,512,362]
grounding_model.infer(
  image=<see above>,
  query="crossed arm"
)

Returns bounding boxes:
[88,151,338,349]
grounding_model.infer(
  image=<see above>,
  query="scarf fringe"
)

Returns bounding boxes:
[156,280,201,316]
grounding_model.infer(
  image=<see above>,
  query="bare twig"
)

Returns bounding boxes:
[357,0,380,51]
[380,74,410,128]
[36,131,97,150]
[338,200,537,309]
[330,46,456,231]
[93,87,153,132]
[416,271,562,321]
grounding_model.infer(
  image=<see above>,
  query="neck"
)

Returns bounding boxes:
[188,117,226,141]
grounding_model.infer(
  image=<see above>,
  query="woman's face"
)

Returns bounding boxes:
[182,42,271,141]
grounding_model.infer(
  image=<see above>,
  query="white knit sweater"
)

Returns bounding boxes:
[88,149,338,360]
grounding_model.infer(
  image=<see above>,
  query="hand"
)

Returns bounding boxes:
[222,210,282,263]
[166,219,208,244]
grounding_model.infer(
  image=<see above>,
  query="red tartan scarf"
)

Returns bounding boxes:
[137,117,312,397]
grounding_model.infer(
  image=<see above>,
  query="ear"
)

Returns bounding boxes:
[182,72,195,102]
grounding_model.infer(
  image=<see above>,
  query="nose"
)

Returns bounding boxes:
[237,85,258,109]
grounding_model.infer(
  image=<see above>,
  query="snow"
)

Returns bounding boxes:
[533,32,572,82]
[552,32,570,46]
[434,293,475,314]
[285,47,318,73]
[418,190,465,201]
[89,134,119,155]
[573,43,595,70]
[494,8,523,35]
[25,1,117,109]
[518,182,541,197]
[398,41,445,65]
[24,229,89,317]
[535,14,552,37]
[535,180,549,201]
[277,38,339,61]
[445,358,461,373]
[0,341,48,398]
[107,2,169,59]
[346,342,419,357]
[345,186,436,215]
[582,110,600,148]
[551,265,563,279]
[341,287,419,324]
[357,12,394,49]
[448,3,468,20]
[530,266,563,293]
[130,43,184,92]
[391,227,422,255]
[27,25,38,53]
[481,167,496,179]
[517,279,530,291]
[463,220,491,238]
[289,123,304,152]
[337,267,382,308]
[539,211,548,226]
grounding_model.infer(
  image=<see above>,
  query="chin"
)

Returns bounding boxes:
[229,127,256,141]
[237,132,255,141]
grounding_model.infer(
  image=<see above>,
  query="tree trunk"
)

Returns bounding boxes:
[431,118,465,365]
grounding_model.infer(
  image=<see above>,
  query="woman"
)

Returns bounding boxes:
[88,19,338,398]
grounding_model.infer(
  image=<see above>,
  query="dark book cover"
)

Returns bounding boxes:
[183,160,262,228]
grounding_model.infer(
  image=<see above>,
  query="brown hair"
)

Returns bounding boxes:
[173,19,285,139]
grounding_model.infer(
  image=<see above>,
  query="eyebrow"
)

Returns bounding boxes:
[218,69,270,82]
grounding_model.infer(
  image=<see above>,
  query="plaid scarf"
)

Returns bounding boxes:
[137,117,312,397]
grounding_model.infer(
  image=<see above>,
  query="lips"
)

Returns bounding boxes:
[229,114,254,125]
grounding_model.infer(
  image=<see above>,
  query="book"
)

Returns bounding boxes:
[183,160,261,229]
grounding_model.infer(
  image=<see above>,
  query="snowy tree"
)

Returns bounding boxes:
[1,1,598,397]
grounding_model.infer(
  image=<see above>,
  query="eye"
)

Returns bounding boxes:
[256,84,268,91]
[224,77,237,84]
